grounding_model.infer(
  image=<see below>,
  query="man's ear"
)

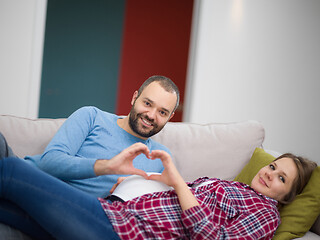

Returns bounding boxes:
[168,112,175,121]
[131,91,138,105]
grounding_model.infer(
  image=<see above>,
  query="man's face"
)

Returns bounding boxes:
[129,82,177,138]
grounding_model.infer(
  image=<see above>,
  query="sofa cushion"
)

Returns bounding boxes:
[234,148,320,240]
[0,116,265,182]
[275,166,320,239]
[152,120,265,181]
[0,115,65,158]
[233,147,275,184]
[0,223,32,240]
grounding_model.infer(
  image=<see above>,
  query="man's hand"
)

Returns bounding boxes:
[94,143,149,179]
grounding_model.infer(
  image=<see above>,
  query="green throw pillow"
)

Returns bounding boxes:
[234,147,275,185]
[234,148,320,240]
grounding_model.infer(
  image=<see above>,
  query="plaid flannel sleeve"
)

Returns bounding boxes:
[181,205,219,240]
[181,204,280,240]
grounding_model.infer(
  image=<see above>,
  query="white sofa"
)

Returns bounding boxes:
[0,114,319,239]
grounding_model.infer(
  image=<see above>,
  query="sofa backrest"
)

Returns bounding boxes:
[152,121,265,181]
[0,115,65,158]
[0,115,265,181]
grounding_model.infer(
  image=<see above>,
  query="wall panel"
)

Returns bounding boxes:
[116,0,194,121]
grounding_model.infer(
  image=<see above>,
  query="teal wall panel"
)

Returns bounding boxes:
[39,0,125,118]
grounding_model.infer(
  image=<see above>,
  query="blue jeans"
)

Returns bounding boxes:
[0,157,120,240]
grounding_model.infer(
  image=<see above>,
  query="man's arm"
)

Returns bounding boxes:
[94,143,149,179]
[33,107,99,180]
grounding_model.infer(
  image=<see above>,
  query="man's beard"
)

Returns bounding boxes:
[128,107,164,138]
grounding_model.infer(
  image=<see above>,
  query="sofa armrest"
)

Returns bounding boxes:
[297,231,320,239]
[0,223,32,240]
[311,215,320,236]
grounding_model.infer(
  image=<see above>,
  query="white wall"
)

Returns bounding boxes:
[0,0,46,118]
[185,0,320,163]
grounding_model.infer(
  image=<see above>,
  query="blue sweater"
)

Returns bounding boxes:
[25,106,168,197]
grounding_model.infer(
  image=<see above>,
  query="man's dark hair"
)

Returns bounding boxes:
[137,75,180,112]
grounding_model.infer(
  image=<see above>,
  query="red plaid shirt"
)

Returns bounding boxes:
[99,177,280,240]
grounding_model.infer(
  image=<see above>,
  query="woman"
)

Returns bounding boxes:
[0,143,317,240]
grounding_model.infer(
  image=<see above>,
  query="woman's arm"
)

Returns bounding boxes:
[181,205,280,239]
[148,150,199,210]
[148,150,280,239]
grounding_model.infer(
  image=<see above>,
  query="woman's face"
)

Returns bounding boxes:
[251,157,298,201]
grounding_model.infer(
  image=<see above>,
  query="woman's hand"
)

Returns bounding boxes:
[148,150,200,211]
[109,177,127,194]
[147,150,184,188]
[94,143,149,179]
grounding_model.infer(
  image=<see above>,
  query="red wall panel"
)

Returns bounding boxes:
[116,0,194,122]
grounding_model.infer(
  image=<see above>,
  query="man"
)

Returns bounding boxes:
[0,75,179,239]
[2,75,180,198]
